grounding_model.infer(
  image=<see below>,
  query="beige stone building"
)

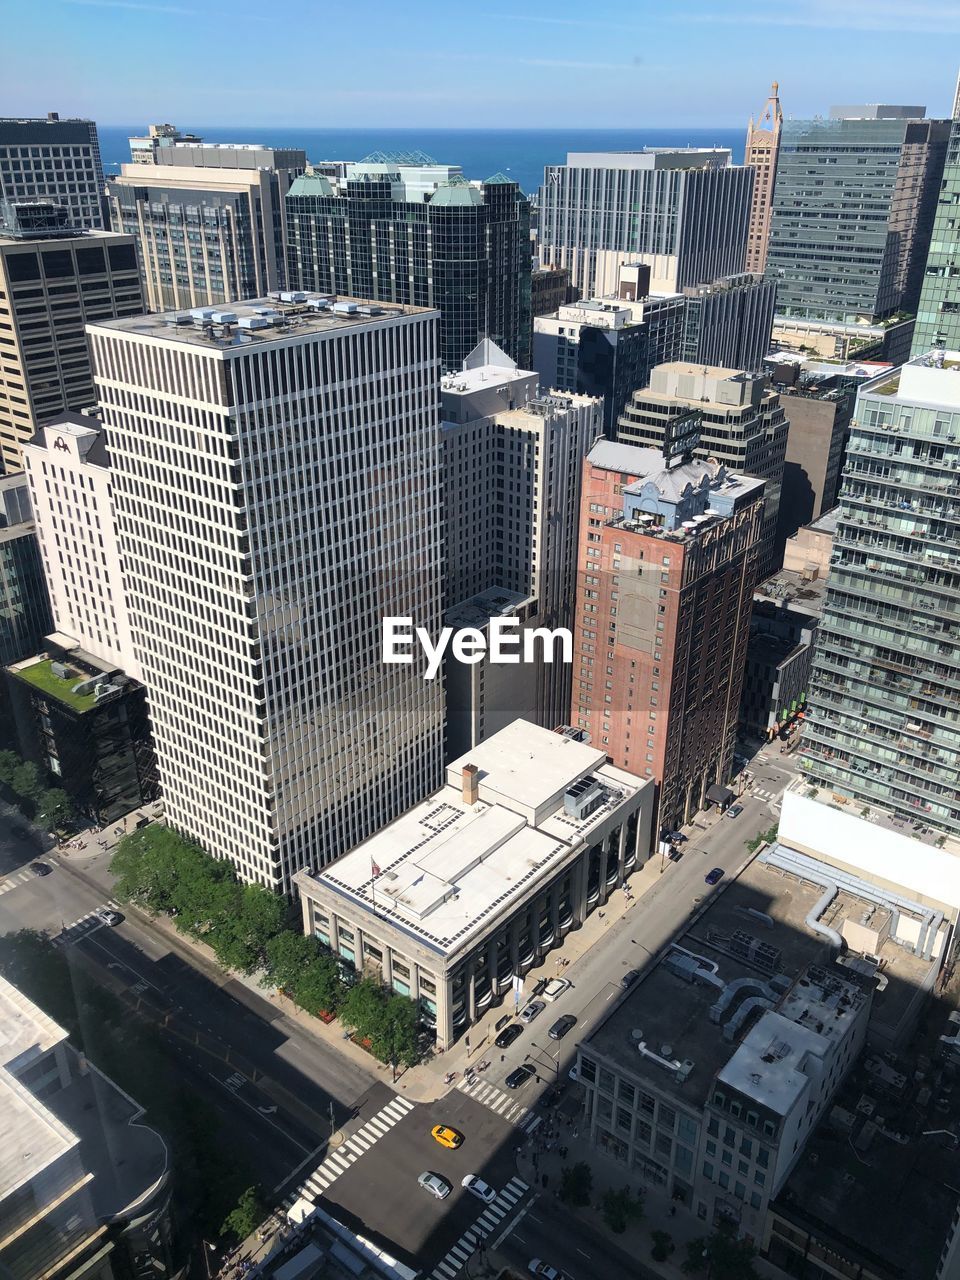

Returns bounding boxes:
[744,83,783,275]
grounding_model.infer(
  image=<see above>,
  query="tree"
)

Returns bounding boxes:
[651,1230,674,1262]
[601,1186,642,1234]
[372,993,422,1070]
[0,749,19,787]
[263,930,317,993]
[220,1185,265,1241]
[292,949,343,1017]
[683,1231,759,1280]
[213,884,287,974]
[559,1161,592,1207]
[339,976,388,1042]
[12,761,43,803]
[36,788,73,831]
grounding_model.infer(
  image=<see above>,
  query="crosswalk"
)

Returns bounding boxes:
[752,787,777,802]
[51,900,121,948]
[429,1176,530,1280]
[456,1076,542,1134]
[291,1094,415,1206]
[0,865,40,897]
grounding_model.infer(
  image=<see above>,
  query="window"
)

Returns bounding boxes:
[702,1161,714,1180]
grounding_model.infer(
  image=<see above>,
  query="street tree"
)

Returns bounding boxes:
[36,788,73,831]
[559,1161,593,1207]
[339,976,388,1042]
[292,950,343,1017]
[220,1185,265,1241]
[0,749,19,786]
[12,761,43,803]
[601,1186,642,1233]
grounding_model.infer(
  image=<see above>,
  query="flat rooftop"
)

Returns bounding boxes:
[440,363,535,397]
[861,351,960,411]
[306,720,649,957]
[754,567,828,619]
[563,149,731,170]
[444,586,533,631]
[583,857,932,1109]
[0,228,130,249]
[90,293,435,353]
[9,655,106,713]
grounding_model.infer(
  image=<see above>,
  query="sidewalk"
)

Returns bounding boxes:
[510,1111,781,1280]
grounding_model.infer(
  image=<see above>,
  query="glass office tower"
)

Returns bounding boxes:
[912,122,960,355]
[801,353,960,837]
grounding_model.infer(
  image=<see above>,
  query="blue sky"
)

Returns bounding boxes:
[2,0,959,127]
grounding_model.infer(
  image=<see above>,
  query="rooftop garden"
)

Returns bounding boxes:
[14,659,98,712]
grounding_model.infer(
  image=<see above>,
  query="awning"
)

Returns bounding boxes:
[706,783,735,806]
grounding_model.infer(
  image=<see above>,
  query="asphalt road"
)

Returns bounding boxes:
[457,748,800,1106]
[321,1089,529,1270]
[498,1192,659,1280]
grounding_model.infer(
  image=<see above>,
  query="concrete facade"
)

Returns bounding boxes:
[0,114,106,230]
[744,84,783,275]
[294,720,655,1050]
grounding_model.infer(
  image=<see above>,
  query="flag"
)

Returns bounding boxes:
[371,860,381,878]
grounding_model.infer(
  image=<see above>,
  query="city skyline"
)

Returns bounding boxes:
[4,1,959,128]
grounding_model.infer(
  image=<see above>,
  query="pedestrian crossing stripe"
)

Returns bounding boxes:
[289,1093,415,1207]
[428,1178,529,1280]
[0,867,36,896]
[455,1075,541,1131]
[51,901,123,947]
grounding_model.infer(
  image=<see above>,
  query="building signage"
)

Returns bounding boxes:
[53,437,69,452]
[662,409,703,463]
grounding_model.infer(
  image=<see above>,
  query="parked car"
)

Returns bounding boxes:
[725,804,744,819]
[666,831,687,843]
[94,908,122,927]
[462,1174,496,1204]
[668,847,683,862]
[528,1261,568,1280]
[568,1064,579,1083]
[705,867,725,886]
[542,977,571,1003]
[520,1000,544,1025]
[495,1023,523,1049]
[531,977,549,998]
[620,969,641,989]
[548,1013,577,1041]
[29,862,52,877]
[505,1064,536,1090]
[418,1171,451,1200]
[431,1125,463,1150]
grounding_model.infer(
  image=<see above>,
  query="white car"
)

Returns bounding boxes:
[542,977,571,1003]
[94,908,122,927]
[519,999,544,1024]
[461,1174,496,1204]
[568,1064,579,1082]
[418,1171,451,1200]
[528,1261,568,1280]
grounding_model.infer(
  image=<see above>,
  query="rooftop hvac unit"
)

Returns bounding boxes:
[280,291,307,303]
[210,311,238,325]
[50,661,69,679]
[564,775,603,820]
[333,301,358,315]
[237,316,271,331]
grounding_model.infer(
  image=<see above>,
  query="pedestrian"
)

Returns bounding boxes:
[598,911,605,919]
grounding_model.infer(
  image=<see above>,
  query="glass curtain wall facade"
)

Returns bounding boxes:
[767,116,950,323]
[912,122,960,355]
[801,356,960,836]
[286,173,531,372]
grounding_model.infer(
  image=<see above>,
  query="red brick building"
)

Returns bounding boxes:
[571,440,764,837]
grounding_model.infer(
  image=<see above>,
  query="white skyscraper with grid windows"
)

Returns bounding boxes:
[88,295,444,891]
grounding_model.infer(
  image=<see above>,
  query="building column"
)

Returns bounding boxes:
[437,975,454,1053]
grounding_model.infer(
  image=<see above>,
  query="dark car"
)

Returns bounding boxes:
[666,831,687,843]
[29,861,52,877]
[705,867,725,886]
[539,1085,565,1109]
[668,847,683,862]
[495,1023,523,1049]
[725,804,744,819]
[505,1064,536,1090]
[621,969,641,989]
[548,1013,577,1041]
[531,977,549,998]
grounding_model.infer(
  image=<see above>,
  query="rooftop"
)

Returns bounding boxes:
[754,566,828,619]
[89,293,434,354]
[302,720,649,957]
[444,586,533,631]
[583,856,931,1109]
[8,655,125,714]
[859,349,960,411]
[562,148,731,171]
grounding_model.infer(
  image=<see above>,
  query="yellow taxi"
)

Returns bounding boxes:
[431,1124,464,1150]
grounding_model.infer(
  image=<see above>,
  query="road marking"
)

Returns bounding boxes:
[286,1093,414,1209]
[206,1072,312,1154]
[489,1194,534,1251]
[0,867,36,897]
[456,1075,540,1132]
[429,1179,530,1280]
[576,1249,591,1258]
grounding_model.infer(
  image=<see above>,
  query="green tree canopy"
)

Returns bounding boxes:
[372,993,423,1068]
[559,1161,593,1207]
[263,930,317,994]
[0,749,19,786]
[601,1186,642,1234]
[683,1231,759,1279]
[36,788,73,831]
[289,948,342,1017]
[339,976,388,1041]
[220,1185,265,1241]
[12,761,43,802]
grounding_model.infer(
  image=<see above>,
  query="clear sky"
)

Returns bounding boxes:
[2,0,958,128]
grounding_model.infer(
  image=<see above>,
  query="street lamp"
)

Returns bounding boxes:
[528,1041,560,1083]
[201,1241,217,1279]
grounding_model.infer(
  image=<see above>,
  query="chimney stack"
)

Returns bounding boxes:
[462,763,479,806]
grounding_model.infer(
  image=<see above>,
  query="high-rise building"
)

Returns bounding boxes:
[533,269,775,437]
[107,142,306,311]
[0,112,106,230]
[87,293,444,892]
[772,370,856,545]
[801,353,960,838]
[767,107,951,323]
[441,342,601,753]
[0,201,144,473]
[912,120,960,355]
[617,363,788,576]
[0,474,51,666]
[0,975,175,1280]
[538,149,753,301]
[10,413,157,822]
[127,121,204,164]
[571,439,764,833]
[286,163,531,371]
[744,82,783,274]
[531,264,571,317]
